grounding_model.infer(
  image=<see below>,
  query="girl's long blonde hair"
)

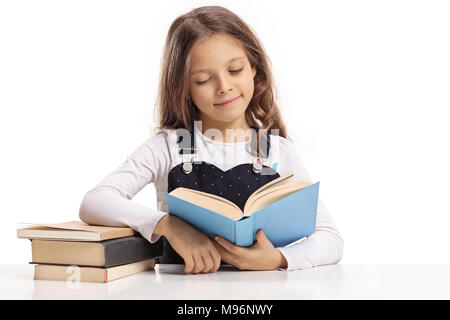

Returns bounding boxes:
[153,5,291,141]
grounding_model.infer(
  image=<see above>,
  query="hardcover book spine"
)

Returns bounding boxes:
[103,236,163,268]
[234,216,254,247]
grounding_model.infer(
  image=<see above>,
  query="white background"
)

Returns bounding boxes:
[1,0,449,264]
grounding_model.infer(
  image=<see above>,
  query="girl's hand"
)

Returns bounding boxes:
[213,229,288,270]
[156,214,221,274]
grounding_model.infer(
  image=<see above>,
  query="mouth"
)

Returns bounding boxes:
[214,95,241,107]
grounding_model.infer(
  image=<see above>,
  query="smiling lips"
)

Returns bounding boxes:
[214,95,241,106]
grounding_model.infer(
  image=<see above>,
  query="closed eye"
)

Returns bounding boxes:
[195,68,243,85]
[229,68,243,73]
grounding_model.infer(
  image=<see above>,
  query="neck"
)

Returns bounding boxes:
[197,117,252,143]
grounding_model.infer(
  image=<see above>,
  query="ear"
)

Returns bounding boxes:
[251,65,257,79]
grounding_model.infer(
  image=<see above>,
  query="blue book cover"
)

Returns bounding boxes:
[164,174,319,247]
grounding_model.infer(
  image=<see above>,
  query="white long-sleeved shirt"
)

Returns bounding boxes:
[79,125,344,271]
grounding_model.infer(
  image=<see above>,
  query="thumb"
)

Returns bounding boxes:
[256,229,268,243]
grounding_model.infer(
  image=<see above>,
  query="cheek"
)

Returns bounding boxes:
[191,87,211,105]
[190,84,204,99]
[190,87,213,112]
[241,72,255,95]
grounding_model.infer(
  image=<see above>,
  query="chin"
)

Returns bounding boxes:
[213,111,244,122]
[200,104,249,125]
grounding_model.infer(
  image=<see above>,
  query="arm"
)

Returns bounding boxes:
[79,131,170,243]
[79,131,221,273]
[213,137,342,271]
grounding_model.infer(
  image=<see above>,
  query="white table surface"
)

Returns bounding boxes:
[1,264,450,300]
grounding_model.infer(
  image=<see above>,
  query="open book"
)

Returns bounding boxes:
[165,172,320,247]
[169,172,312,220]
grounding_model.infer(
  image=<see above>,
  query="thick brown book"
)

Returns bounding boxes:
[16,221,136,241]
[34,258,155,283]
[30,236,163,268]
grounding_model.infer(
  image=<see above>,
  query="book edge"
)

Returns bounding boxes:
[165,191,243,220]
[33,259,155,283]
[17,229,101,241]
[244,181,320,217]
[243,172,294,212]
[16,221,135,234]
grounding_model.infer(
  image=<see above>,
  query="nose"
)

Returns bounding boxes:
[216,73,234,95]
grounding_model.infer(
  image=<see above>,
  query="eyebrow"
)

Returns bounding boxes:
[190,56,245,75]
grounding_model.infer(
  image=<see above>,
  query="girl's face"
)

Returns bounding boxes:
[189,33,256,130]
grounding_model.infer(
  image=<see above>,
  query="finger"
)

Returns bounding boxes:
[212,240,227,261]
[214,236,243,255]
[256,229,268,243]
[191,253,204,274]
[184,255,195,274]
[210,249,221,273]
[214,240,239,266]
[201,253,213,273]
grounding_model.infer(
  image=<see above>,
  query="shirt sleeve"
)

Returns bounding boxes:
[79,130,172,243]
[274,138,344,271]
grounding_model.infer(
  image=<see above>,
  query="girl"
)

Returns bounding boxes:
[79,6,343,274]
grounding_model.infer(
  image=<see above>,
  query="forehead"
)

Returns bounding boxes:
[189,34,247,71]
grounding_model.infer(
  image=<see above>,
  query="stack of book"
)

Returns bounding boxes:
[16,221,163,283]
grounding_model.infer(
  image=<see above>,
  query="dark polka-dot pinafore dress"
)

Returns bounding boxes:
[156,125,280,264]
